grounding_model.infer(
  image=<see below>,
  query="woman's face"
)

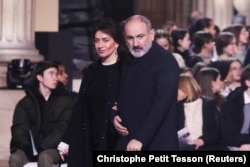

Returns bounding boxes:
[212,74,223,93]
[156,37,170,51]
[223,37,237,56]
[178,33,191,51]
[57,65,68,85]
[239,27,249,45]
[94,30,118,59]
[177,89,187,101]
[229,61,243,82]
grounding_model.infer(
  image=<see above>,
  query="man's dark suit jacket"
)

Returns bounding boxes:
[116,42,180,150]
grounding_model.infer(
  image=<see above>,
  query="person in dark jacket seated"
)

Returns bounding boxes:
[221,65,250,151]
[9,61,73,167]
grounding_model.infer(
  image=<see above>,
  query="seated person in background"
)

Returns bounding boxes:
[162,20,178,35]
[9,61,73,167]
[223,24,249,63]
[54,61,78,102]
[171,29,195,68]
[154,29,186,68]
[54,61,69,86]
[221,65,250,151]
[192,61,207,79]
[177,74,226,150]
[215,32,238,60]
[209,59,242,97]
[195,67,225,112]
[226,58,243,91]
[190,31,214,66]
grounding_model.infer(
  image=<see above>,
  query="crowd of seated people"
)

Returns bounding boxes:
[154,10,250,151]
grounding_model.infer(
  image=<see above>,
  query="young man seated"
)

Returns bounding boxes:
[9,61,73,167]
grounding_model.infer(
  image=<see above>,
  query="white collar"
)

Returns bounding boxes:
[243,91,250,104]
[102,60,117,66]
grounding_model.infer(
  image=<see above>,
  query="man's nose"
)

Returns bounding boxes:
[133,39,138,46]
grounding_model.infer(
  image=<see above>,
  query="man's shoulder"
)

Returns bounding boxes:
[151,43,178,63]
[15,95,34,109]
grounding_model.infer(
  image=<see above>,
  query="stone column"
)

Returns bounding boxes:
[233,0,250,25]
[192,0,233,30]
[0,0,44,87]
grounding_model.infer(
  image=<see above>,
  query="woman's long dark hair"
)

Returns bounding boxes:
[91,18,128,59]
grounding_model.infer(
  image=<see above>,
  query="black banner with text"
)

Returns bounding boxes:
[93,151,250,167]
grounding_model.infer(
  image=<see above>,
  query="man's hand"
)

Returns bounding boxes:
[58,150,68,161]
[126,139,143,151]
[57,142,69,161]
[188,138,204,150]
[113,115,129,136]
[239,144,250,151]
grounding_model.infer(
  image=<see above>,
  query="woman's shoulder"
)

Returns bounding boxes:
[201,96,217,105]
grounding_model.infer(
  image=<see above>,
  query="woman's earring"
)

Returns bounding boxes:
[115,47,118,55]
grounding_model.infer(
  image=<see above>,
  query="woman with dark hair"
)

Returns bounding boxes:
[195,67,225,112]
[215,32,237,60]
[223,24,249,63]
[190,31,214,66]
[209,59,233,97]
[192,61,207,79]
[171,29,193,67]
[193,18,216,38]
[226,58,243,92]
[66,18,125,167]
[210,58,242,98]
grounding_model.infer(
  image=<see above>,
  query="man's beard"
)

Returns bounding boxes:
[129,42,152,58]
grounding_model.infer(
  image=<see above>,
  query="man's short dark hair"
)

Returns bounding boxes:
[35,61,58,76]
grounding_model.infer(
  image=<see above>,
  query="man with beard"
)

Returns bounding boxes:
[113,15,180,151]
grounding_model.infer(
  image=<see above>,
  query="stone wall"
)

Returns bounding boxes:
[0,90,25,166]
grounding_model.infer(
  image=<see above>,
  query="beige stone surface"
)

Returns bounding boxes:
[0,90,25,162]
[0,159,8,167]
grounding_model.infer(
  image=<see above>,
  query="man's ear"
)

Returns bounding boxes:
[149,29,155,41]
[36,74,42,82]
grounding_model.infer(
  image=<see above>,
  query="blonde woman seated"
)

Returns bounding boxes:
[177,74,227,150]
